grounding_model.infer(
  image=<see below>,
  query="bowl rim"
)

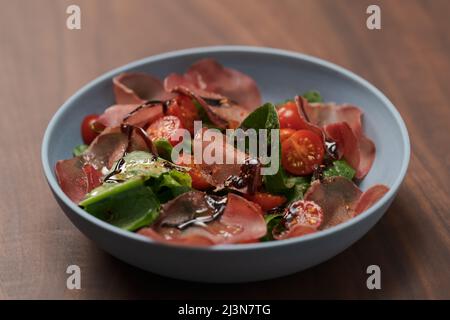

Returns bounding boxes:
[41,45,410,252]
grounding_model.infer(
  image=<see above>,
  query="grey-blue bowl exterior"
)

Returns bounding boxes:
[42,46,410,283]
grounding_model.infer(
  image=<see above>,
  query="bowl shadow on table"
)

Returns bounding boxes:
[92,186,423,299]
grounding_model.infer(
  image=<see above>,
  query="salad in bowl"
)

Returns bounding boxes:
[55,58,389,247]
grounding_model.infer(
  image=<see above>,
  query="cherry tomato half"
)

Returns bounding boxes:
[279,128,296,142]
[284,200,324,230]
[277,101,305,130]
[176,155,212,191]
[167,95,200,134]
[281,130,324,175]
[246,192,287,212]
[146,116,183,146]
[273,200,324,239]
[81,114,100,145]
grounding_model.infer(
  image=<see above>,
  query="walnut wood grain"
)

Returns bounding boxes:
[0,0,448,299]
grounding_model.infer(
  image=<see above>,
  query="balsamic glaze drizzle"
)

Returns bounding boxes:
[313,141,339,182]
[162,99,174,114]
[103,123,157,183]
[162,194,228,230]
[325,140,338,160]
[103,158,126,183]
[224,157,260,194]
[201,96,235,107]
[295,95,311,122]
[122,100,163,123]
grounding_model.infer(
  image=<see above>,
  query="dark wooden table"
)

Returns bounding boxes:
[0,0,449,299]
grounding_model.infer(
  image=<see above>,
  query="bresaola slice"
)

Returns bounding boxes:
[294,96,325,138]
[99,60,261,130]
[164,58,262,110]
[305,102,376,179]
[96,104,138,128]
[138,191,266,246]
[201,97,249,129]
[304,177,389,229]
[172,86,249,129]
[273,200,324,240]
[55,128,126,203]
[96,102,165,129]
[186,128,262,194]
[113,72,169,104]
[324,122,360,172]
[95,72,171,130]
[354,184,389,215]
[56,158,97,204]
[304,177,362,229]
[55,126,155,203]
[81,127,129,170]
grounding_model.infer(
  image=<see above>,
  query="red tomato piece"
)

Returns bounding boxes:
[146,115,183,146]
[284,200,323,229]
[167,95,200,134]
[281,130,324,175]
[245,192,286,211]
[81,114,100,145]
[176,155,212,191]
[277,101,305,130]
[274,200,324,240]
[279,128,296,142]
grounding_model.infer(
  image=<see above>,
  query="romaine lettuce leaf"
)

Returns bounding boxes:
[79,177,160,231]
[80,151,192,230]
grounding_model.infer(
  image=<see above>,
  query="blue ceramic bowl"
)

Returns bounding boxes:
[42,46,410,283]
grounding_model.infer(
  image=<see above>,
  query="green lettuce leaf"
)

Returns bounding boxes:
[322,159,356,180]
[73,144,88,157]
[146,169,192,203]
[285,176,311,203]
[260,213,283,242]
[193,100,222,129]
[79,177,160,231]
[154,139,173,161]
[240,102,279,134]
[302,90,323,103]
[80,151,192,230]
[240,103,290,192]
[111,151,169,180]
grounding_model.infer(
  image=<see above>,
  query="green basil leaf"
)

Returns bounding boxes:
[193,100,222,129]
[260,213,283,242]
[322,159,356,180]
[240,102,279,132]
[73,144,88,157]
[154,139,173,161]
[285,176,311,203]
[146,169,192,203]
[263,166,290,194]
[241,103,289,192]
